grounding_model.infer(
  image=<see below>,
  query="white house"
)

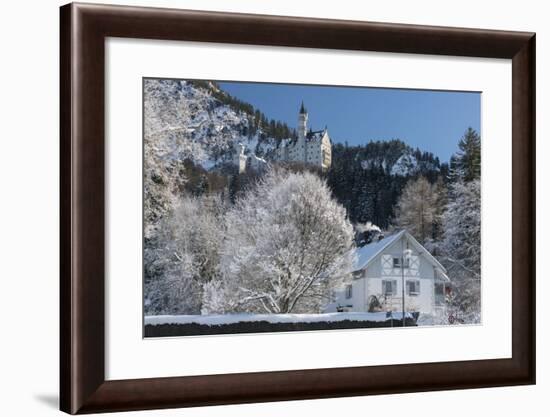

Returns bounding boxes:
[326,230,449,317]
[275,102,332,171]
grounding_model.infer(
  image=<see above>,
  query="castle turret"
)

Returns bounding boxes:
[297,101,308,146]
[235,143,247,174]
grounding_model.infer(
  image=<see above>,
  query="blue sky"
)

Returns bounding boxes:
[218,81,480,162]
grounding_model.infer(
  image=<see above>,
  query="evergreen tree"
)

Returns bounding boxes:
[441,179,481,323]
[454,127,481,182]
[327,141,444,228]
[439,128,482,323]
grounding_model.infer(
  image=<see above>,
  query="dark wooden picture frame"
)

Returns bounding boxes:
[60,2,535,414]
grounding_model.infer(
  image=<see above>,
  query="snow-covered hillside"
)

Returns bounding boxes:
[360,149,440,177]
[144,79,442,179]
[144,79,282,171]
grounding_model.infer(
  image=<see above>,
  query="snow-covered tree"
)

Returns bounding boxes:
[143,79,193,238]
[441,179,481,323]
[145,249,201,316]
[392,176,446,248]
[144,194,225,315]
[439,127,481,322]
[204,169,355,314]
[143,151,187,239]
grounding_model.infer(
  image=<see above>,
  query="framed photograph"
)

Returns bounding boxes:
[141,78,478,337]
[60,2,535,414]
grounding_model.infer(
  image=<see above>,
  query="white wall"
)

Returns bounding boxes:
[0,0,546,416]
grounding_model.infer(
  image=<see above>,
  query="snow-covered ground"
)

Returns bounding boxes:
[145,312,415,326]
[416,313,449,326]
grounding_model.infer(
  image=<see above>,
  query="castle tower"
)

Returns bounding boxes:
[235,143,247,174]
[297,101,308,145]
[296,101,308,162]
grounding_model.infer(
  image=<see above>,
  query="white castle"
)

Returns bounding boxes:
[235,102,332,174]
[275,102,332,171]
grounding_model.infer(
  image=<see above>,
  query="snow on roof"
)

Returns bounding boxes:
[349,229,449,279]
[435,268,450,282]
[306,129,328,141]
[278,138,295,148]
[352,230,406,272]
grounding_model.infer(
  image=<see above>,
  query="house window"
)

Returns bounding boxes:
[407,280,420,296]
[393,257,410,268]
[382,280,397,296]
[345,284,353,299]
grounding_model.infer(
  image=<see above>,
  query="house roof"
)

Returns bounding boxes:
[277,129,329,149]
[306,128,330,143]
[352,230,406,272]
[306,129,325,140]
[350,230,449,280]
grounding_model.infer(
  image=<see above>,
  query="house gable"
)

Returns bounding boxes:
[352,230,449,281]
